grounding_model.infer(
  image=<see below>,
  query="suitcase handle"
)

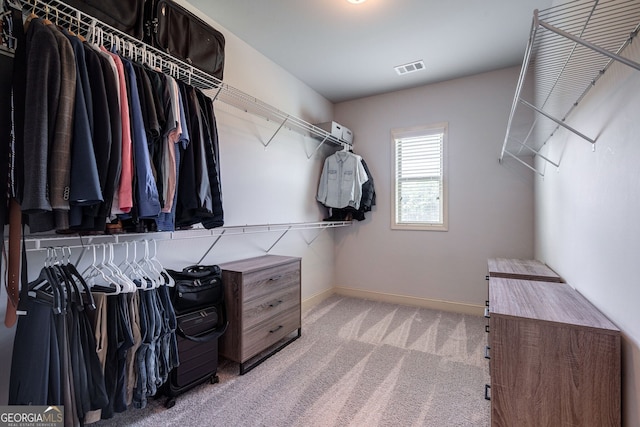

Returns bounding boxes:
[177,321,228,343]
[176,301,229,343]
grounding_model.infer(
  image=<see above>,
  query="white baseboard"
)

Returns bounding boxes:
[302,288,335,312]
[333,286,485,316]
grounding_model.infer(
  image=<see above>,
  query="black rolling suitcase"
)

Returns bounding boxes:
[163,266,228,408]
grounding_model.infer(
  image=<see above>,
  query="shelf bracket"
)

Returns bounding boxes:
[197,230,226,265]
[519,99,596,145]
[211,84,224,102]
[305,227,328,246]
[503,150,545,177]
[510,138,560,168]
[500,13,539,163]
[264,115,290,149]
[266,226,291,253]
[306,134,329,160]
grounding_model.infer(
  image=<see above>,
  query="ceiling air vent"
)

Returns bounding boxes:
[394,60,425,76]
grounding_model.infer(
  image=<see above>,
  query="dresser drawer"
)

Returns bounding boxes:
[242,280,300,331]
[242,262,300,303]
[241,305,300,361]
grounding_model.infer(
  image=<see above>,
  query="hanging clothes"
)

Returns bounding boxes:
[70,41,112,231]
[123,58,161,220]
[9,260,110,426]
[155,73,181,231]
[7,240,180,427]
[92,45,122,231]
[84,293,109,424]
[19,18,61,214]
[197,89,224,229]
[9,7,224,235]
[44,22,75,231]
[329,157,376,221]
[175,81,198,228]
[102,46,134,216]
[64,28,103,228]
[317,150,368,210]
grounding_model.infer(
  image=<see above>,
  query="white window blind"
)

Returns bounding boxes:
[392,124,447,230]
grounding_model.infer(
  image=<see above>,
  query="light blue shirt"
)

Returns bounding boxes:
[317,151,368,209]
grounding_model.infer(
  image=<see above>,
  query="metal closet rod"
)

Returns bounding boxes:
[18,221,353,252]
[22,0,351,150]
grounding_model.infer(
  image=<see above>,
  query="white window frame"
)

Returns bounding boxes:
[391,123,448,231]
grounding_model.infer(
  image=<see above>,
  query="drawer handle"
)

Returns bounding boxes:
[484,307,490,319]
[269,325,283,334]
[484,384,491,401]
[485,324,490,333]
[269,299,283,308]
[269,275,283,281]
[484,345,490,360]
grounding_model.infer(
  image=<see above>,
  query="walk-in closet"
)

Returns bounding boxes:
[1,0,639,426]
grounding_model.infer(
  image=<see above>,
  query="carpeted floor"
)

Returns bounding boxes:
[95,295,490,426]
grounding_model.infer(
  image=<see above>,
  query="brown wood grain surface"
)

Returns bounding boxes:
[489,278,619,332]
[488,277,621,426]
[488,258,563,282]
[219,255,301,363]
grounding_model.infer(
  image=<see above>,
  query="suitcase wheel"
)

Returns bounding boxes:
[165,397,177,409]
[211,375,219,384]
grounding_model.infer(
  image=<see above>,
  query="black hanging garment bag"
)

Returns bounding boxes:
[163,265,228,408]
[144,0,226,80]
[59,0,226,80]
[58,0,147,39]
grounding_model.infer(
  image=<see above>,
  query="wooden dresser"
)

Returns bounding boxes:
[487,277,621,426]
[218,255,301,374]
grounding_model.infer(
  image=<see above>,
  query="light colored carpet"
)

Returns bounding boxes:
[95,295,490,426]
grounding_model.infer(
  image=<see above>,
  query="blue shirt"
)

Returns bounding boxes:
[317,151,368,209]
[123,59,161,219]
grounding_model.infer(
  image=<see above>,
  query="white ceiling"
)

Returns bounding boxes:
[187,0,554,103]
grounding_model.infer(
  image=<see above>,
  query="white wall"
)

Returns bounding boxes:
[332,67,535,312]
[182,0,340,302]
[0,1,339,404]
[534,32,640,427]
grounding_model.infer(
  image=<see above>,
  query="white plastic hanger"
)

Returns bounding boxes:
[120,241,147,290]
[81,245,121,295]
[106,243,136,293]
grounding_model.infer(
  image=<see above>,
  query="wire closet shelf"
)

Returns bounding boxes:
[20,0,351,150]
[8,0,353,251]
[499,0,640,176]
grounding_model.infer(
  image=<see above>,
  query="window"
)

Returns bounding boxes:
[391,123,448,231]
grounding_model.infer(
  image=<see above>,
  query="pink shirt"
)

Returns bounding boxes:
[102,47,133,213]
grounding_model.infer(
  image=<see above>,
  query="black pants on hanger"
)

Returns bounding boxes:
[8,297,60,405]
